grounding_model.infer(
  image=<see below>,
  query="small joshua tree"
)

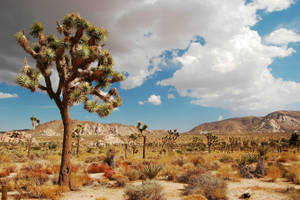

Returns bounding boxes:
[205,133,218,153]
[15,13,125,187]
[162,129,180,151]
[27,116,40,158]
[137,121,148,159]
[128,133,139,155]
[72,124,83,156]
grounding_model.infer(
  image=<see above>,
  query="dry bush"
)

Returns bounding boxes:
[70,173,93,188]
[285,187,300,200]
[219,154,234,163]
[122,167,141,181]
[177,167,207,183]
[95,198,108,200]
[104,168,115,179]
[172,157,187,167]
[111,172,129,187]
[0,168,10,177]
[184,172,227,200]
[183,194,208,200]
[216,165,240,181]
[40,185,69,200]
[87,163,111,174]
[124,180,165,200]
[286,164,300,184]
[277,152,298,163]
[159,165,178,181]
[189,155,205,166]
[266,165,281,182]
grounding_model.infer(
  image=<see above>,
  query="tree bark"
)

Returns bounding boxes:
[58,105,72,188]
[143,136,146,159]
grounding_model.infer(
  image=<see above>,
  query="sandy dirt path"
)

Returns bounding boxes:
[61,180,185,200]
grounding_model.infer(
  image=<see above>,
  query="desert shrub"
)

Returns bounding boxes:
[112,173,129,187]
[70,173,93,188]
[289,133,299,146]
[124,180,165,200]
[123,168,140,181]
[184,172,227,200]
[277,152,298,163]
[219,154,234,163]
[216,165,240,181]
[177,167,207,183]
[95,198,108,200]
[237,153,257,166]
[286,187,300,200]
[40,185,69,200]
[142,163,162,179]
[183,194,208,200]
[172,157,187,167]
[286,164,300,184]
[87,163,111,174]
[0,168,10,177]
[159,165,178,181]
[190,155,205,166]
[266,165,281,182]
[104,168,114,179]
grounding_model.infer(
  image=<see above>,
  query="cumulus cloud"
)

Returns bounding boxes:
[250,0,295,12]
[167,94,175,99]
[139,94,161,105]
[0,0,299,115]
[0,92,18,99]
[265,28,300,45]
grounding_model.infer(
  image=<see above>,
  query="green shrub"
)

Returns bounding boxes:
[142,164,162,179]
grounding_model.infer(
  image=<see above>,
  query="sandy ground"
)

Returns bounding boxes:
[226,178,300,200]
[61,180,185,200]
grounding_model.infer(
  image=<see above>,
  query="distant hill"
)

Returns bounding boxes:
[187,110,300,134]
[33,120,167,137]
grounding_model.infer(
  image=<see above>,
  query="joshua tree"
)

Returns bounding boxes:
[205,133,218,153]
[15,13,125,187]
[162,129,180,151]
[128,133,139,155]
[137,121,148,159]
[27,116,40,158]
[72,124,84,156]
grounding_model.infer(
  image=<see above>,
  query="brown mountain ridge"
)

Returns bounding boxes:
[187,110,300,134]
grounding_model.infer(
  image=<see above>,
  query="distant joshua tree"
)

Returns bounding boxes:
[162,129,180,151]
[205,133,218,153]
[27,116,40,158]
[15,13,125,187]
[72,124,84,156]
[137,121,148,159]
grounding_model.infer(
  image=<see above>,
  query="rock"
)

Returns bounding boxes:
[239,192,251,199]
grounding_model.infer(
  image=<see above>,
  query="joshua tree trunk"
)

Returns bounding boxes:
[76,136,80,156]
[143,135,146,159]
[27,137,32,158]
[124,143,128,159]
[58,105,72,187]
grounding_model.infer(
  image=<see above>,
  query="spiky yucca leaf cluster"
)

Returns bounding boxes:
[16,60,41,92]
[29,21,44,38]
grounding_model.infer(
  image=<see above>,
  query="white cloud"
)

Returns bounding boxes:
[158,20,300,115]
[250,0,295,12]
[0,92,18,99]
[218,115,223,121]
[148,95,161,105]
[265,28,300,45]
[167,94,175,99]
[139,94,161,105]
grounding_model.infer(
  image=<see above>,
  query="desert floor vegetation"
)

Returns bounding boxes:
[1,132,300,199]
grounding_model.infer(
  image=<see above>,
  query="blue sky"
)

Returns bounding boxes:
[0,0,300,131]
